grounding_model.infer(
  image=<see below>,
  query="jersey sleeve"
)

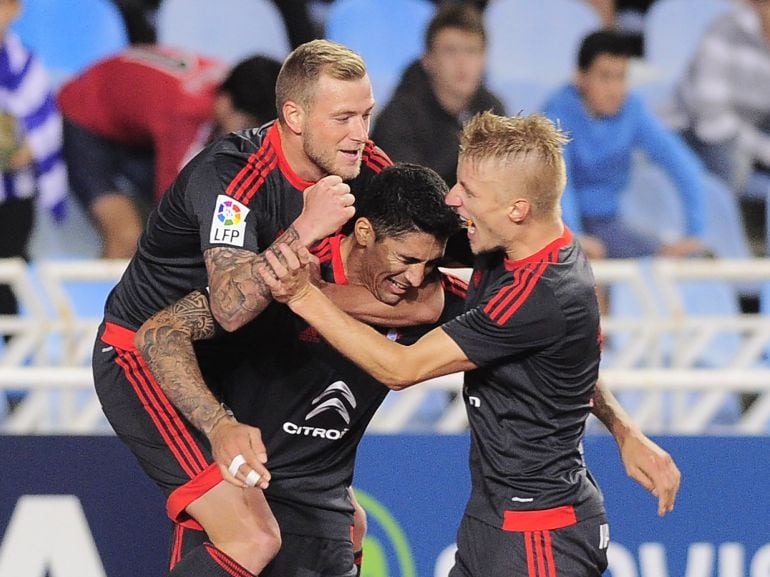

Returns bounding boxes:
[442,277,566,367]
[186,144,264,255]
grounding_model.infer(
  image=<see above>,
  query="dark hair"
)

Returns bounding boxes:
[425,2,486,51]
[356,163,460,242]
[220,55,282,124]
[577,31,632,71]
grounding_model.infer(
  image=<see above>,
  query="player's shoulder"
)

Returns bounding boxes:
[195,124,283,198]
[439,270,469,300]
[217,124,272,155]
[361,140,393,174]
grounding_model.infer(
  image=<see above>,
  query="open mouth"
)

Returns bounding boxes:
[340,149,362,162]
[387,278,408,294]
[461,217,476,236]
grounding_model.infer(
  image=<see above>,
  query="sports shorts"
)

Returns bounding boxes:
[171,523,357,577]
[449,511,610,577]
[93,321,220,530]
[62,119,154,210]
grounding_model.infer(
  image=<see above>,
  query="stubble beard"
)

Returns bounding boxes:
[303,133,361,181]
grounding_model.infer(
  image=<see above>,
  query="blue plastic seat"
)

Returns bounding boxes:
[641,0,732,108]
[619,157,753,260]
[324,0,436,108]
[484,0,601,115]
[12,0,128,87]
[157,0,291,64]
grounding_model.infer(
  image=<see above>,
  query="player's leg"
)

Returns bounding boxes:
[62,119,144,259]
[179,480,281,574]
[91,194,144,258]
[259,533,357,577]
[93,323,281,575]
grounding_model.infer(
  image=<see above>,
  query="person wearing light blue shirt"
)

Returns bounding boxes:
[543,30,706,259]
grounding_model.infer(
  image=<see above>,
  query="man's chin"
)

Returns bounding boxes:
[336,163,361,181]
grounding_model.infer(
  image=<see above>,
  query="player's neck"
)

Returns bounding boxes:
[504,220,565,262]
[339,235,366,286]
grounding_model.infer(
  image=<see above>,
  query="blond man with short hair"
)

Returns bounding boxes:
[91,39,429,577]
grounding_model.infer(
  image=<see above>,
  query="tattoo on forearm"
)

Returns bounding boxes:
[136,291,226,435]
[592,385,619,434]
[205,225,301,329]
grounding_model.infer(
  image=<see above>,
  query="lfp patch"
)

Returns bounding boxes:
[210,195,250,247]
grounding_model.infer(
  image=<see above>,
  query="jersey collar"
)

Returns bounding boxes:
[329,234,349,285]
[504,227,573,270]
[266,123,316,192]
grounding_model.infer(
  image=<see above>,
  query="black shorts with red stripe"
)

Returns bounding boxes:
[449,511,609,577]
[172,523,357,577]
[93,321,221,529]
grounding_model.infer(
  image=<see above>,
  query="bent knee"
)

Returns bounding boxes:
[229,521,282,569]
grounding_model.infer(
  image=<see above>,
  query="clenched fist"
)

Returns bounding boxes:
[293,175,355,245]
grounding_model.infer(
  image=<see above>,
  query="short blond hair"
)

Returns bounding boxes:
[275,39,367,123]
[460,111,568,219]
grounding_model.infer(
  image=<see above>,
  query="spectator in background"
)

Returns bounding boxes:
[668,0,770,208]
[427,0,617,28]
[273,0,322,48]
[542,30,707,260]
[371,2,504,264]
[0,0,67,346]
[112,0,161,44]
[58,47,281,258]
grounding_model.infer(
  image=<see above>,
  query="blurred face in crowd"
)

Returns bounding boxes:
[423,27,486,105]
[0,0,20,37]
[750,0,770,20]
[300,72,374,181]
[576,53,629,118]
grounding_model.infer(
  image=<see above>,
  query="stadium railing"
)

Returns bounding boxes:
[1,257,770,434]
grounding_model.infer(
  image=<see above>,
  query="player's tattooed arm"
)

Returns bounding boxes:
[136,290,272,488]
[134,290,230,436]
[204,226,301,332]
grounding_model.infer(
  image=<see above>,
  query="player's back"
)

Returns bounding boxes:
[103,125,281,329]
[58,46,224,146]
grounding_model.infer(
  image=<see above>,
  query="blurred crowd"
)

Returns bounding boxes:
[2,0,769,318]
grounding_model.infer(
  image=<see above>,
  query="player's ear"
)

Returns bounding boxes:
[283,100,304,135]
[353,218,375,246]
[509,199,530,223]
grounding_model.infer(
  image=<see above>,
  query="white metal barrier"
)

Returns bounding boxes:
[1,258,769,434]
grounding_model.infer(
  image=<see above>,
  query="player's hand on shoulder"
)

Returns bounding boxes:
[294,175,355,244]
[209,417,271,490]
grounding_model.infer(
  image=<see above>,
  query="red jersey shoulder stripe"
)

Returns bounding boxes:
[225,143,278,203]
[236,149,280,205]
[484,260,551,325]
[361,141,392,173]
[441,272,468,299]
[311,236,334,262]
